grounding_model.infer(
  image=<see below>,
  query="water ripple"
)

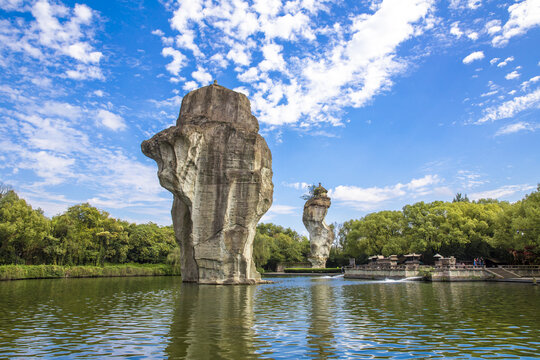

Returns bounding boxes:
[0,276,539,358]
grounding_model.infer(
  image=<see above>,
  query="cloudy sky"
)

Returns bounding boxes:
[1,0,539,232]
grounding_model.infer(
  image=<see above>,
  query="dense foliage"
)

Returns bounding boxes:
[334,186,540,265]
[0,190,177,266]
[253,222,310,271]
[1,185,539,267]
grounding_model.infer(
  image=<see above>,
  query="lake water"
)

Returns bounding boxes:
[1,275,539,359]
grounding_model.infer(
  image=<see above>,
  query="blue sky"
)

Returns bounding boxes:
[1,0,539,233]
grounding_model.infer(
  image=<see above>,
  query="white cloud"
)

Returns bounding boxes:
[66,42,102,63]
[470,184,535,200]
[93,90,104,97]
[238,67,260,83]
[497,56,514,67]
[259,43,286,72]
[0,0,104,83]
[28,151,75,185]
[31,0,102,62]
[450,22,463,38]
[449,0,482,10]
[407,174,440,189]
[329,174,443,211]
[260,203,297,221]
[30,77,52,87]
[467,0,481,9]
[65,64,104,80]
[495,121,536,136]
[33,101,83,120]
[175,29,202,57]
[492,0,540,47]
[161,47,186,75]
[226,43,252,66]
[505,70,520,80]
[191,66,212,85]
[210,53,228,68]
[481,90,498,97]
[463,51,484,64]
[466,31,479,40]
[478,88,540,123]
[267,204,297,214]
[0,79,169,222]
[282,181,310,190]
[96,109,127,131]
[159,0,436,127]
[456,170,487,189]
[521,75,540,90]
[490,57,500,65]
[0,0,24,11]
[485,19,502,35]
[183,81,198,91]
[149,94,183,108]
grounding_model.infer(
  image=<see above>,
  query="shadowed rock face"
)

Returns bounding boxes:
[303,184,334,268]
[141,83,273,284]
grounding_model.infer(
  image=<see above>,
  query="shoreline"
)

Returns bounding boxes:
[344,265,539,283]
[0,264,181,281]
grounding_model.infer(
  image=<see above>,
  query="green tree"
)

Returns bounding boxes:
[493,185,540,264]
[343,211,406,259]
[0,191,50,264]
[453,193,470,202]
[127,223,176,263]
[254,223,309,270]
[51,203,130,265]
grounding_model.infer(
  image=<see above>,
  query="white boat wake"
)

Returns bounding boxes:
[319,274,345,279]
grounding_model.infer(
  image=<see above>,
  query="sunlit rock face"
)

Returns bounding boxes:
[142,83,273,284]
[303,184,334,268]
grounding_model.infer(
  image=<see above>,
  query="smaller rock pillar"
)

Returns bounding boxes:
[303,183,334,268]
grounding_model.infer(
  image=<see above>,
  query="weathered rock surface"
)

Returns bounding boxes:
[141,83,273,284]
[303,184,334,268]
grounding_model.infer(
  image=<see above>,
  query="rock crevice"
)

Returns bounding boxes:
[142,83,273,284]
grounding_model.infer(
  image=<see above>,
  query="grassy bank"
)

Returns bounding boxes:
[0,263,181,281]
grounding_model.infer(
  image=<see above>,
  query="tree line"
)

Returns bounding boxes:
[253,187,540,268]
[330,187,540,266]
[0,188,177,266]
[1,184,539,268]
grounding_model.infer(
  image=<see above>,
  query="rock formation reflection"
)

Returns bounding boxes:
[166,283,259,359]
[306,279,337,358]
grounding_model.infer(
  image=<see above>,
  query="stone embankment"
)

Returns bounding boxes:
[345,265,540,282]
[345,266,495,281]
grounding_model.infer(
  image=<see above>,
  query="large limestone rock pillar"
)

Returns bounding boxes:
[141,82,273,284]
[303,183,334,268]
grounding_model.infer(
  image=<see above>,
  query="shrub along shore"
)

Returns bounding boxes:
[0,263,181,281]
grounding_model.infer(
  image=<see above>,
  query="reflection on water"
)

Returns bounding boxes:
[307,279,336,358]
[166,284,257,359]
[0,276,539,359]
